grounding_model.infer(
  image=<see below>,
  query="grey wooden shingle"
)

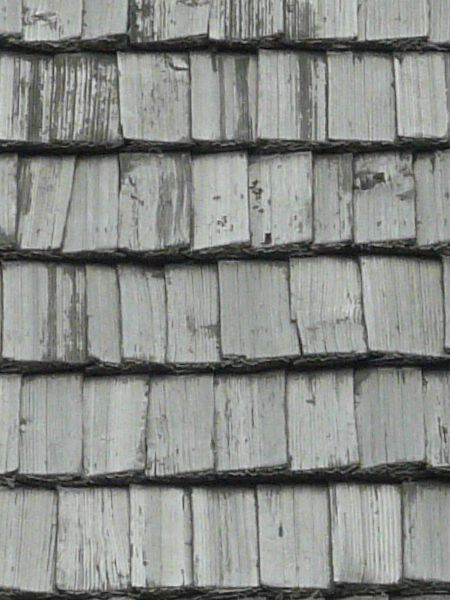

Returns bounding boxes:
[0,154,17,246]
[258,50,326,141]
[257,485,331,588]
[358,0,428,41]
[287,370,358,471]
[0,0,21,36]
[56,488,130,591]
[191,52,256,142]
[147,374,215,476]
[118,52,190,142]
[328,52,396,142]
[22,0,82,41]
[0,375,21,474]
[285,0,357,40]
[430,0,450,43]
[330,484,402,583]
[82,0,128,40]
[20,375,83,476]
[130,485,192,587]
[445,259,450,352]
[249,152,313,248]
[219,260,300,359]
[209,0,283,41]
[214,371,287,472]
[192,487,258,587]
[290,257,367,355]
[424,371,450,468]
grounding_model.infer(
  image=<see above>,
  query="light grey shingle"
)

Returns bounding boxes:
[285,0,357,40]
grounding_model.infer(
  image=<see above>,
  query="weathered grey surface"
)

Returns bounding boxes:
[423,371,450,468]
[22,0,83,41]
[358,0,428,40]
[0,0,21,36]
[445,260,450,351]
[209,0,283,41]
[0,375,20,474]
[285,0,357,40]
[415,151,450,245]
[430,0,450,42]
[82,0,128,40]
[0,154,17,245]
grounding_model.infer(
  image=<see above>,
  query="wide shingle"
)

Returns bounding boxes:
[0,0,21,37]
[285,0,357,41]
[22,0,83,42]
[82,0,128,41]
[209,0,283,41]
[358,0,428,41]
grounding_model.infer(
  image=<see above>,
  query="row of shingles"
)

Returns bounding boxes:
[1,481,449,592]
[1,367,449,480]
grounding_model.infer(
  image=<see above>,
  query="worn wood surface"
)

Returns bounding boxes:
[22,0,83,42]
[423,371,450,468]
[210,0,283,41]
[0,0,21,36]
[0,154,17,246]
[430,0,450,42]
[415,151,450,245]
[358,0,428,41]
[82,0,128,40]
[0,375,20,474]
[285,0,357,40]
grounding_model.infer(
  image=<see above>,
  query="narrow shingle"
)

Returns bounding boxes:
[423,371,450,468]
[22,0,82,41]
[285,0,357,41]
[0,154,17,246]
[430,0,450,43]
[0,375,21,474]
[0,0,21,36]
[209,0,283,41]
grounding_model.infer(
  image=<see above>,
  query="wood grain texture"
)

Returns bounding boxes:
[147,374,215,476]
[258,50,326,141]
[257,485,330,588]
[22,0,82,41]
[358,0,428,40]
[130,485,192,587]
[0,0,21,35]
[249,152,313,247]
[191,52,256,141]
[118,52,190,142]
[219,260,300,359]
[209,0,283,41]
[191,487,258,587]
[353,152,416,243]
[423,371,450,468]
[354,368,425,468]
[415,151,450,245]
[430,0,450,42]
[445,258,450,351]
[82,0,128,39]
[290,257,367,355]
[0,375,20,474]
[56,488,130,591]
[287,370,358,471]
[20,374,83,476]
[192,152,249,250]
[360,256,444,355]
[285,0,357,40]
[0,154,17,246]
[214,371,287,472]
[118,265,167,363]
[328,52,396,142]
[166,264,220,363]
[119,153,191,252]
[330,483,402,583]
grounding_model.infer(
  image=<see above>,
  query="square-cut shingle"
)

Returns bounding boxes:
[219,260,300,359]
[430,0,450,43]
[424,371,450,468]
[0,375,20,474]
[358,0,428,41]
[444,258,450,351]
[82,0,128,40]
[285,0,357,40]
[257,485,331,588]
[0,0,21,36]
[0,154,17,246]
[22,0,82,41]
[209,0,283,41]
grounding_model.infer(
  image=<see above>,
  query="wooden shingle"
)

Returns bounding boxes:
[0,375,21,474]
[20,375,83,476]
[191,52,256,141]
[209,0,283,41]
[57,488,130,591]
[354,368,425,468]
[192,152,249,250]
[119,153,191,252]
[285,0,357,41]
[360,257,444,355]
[290,257,367,355]
[147,374,215,476]
[130,485,192,587]
[118,52,190,143]
[424,371,450,468]
[358,0,428,41]
[353,152,416,244]
[166,264,220,363]
[0,0,21,37]
[82,0,128,40]
[219,260,300,359]
[258,50,326,141]
[0,154,17,246]
[192,487,258,587]
[287,370,358,471]
[22,0,82,42]
[0,488,57,592]
[330,484,402,583]
[214,371,287,472]
[257,485,331,588]
[328,52,396,142]
[445,258,450,351]
[430,0,450,43]
[249,152,313,247]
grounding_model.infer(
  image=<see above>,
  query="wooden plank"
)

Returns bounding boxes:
[445,258,450,352]
[83,377,148,476]
[0,154,17,246]
[147,374,215,476]
[82,0,128,39]
[430,0,450,42]
[328,52,396,142]
[353,152,416,244]
[313,153,353,245]
[85,265,121,364]
[287,370,359,471]
[191,52,257,142]
[51,53,121,143]
[394,53,448,140]
[219,260,300,359]
[358,0,428,40]
[0,489,57,592]
[285,0,357,40]
[166,264,220,363]
[209,0,283,41]
[119,153,191,252]
[0,375,20,474]
[18,156,75,250]
[56,488,130,591]
[330,483,402,583]
[258,50,326,141]
[249,152,313,247]
[415,151,450,245]
[423,371,450,468]
[22,0,82,41]
[257,485,330,588]
[0,0,21,36]
[354,368,425,468]
[118,52,190,142]
[191,487,258,587]
[360,256,444,355]
[20,374,82,476]
[215,371,287,472]
[290,257,367,355]
[130,485,192,587]
[192,152,250,250]
[118,265,166,363]
[403,483,450,581]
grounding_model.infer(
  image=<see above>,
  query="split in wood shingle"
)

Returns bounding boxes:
[22,0,83,42]
[285,0,357,41]
[423,371,450,469]
[209,0,283,42]
[82,0,128,41]
[0,0,21,37]
[0,375,20,474]
[0,154,17,246]
[429,0,450,43]
[358,0,429,41]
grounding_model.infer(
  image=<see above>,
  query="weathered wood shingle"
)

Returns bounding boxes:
[209,0,283,41]
[430,0,450,43]
[22,0,83,42]
[82,0,128,41]
[0,154,18,246]
[0,0,21,37]
[358,0,428,41]
[285,0,357,41]
[0,375,20,474]
[424,371,450,468]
